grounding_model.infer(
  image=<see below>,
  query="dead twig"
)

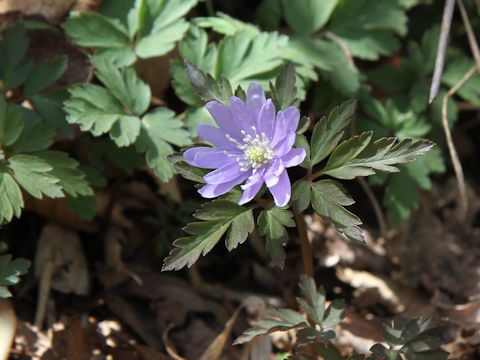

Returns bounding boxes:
[429,0,455,104]
[441,66,477,218]
[457,0,480,69]
[357,177,387,238]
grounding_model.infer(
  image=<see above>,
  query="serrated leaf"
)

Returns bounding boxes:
[9,117,55,154]
[185,62,233,104]
[311,180,363,241]
[297,275,326,326]
[234,308,306,345]
[64,1,197,64]
[0,25,33,91]
[283,0,338,35]
[329,0,407,60]
[162,200,254,271]
[36,151,93,197]
[292,180,312,212]
[0,171,23,223]
[0,99,24,147]
[257,208,294,268]
[311,99,356,166]
[91,57,150,116]
[321,134,434,180]
[269,62,298,110]
[23,56,68,98]
[8,154,63,199]
[0,255,30,297]
[63,12,133,66]
[315,343,344,360]
[172,26,288,106]
[194,12,259,36]
[135,108,191,182]
[322,299,346,328]
[64,84,141,147]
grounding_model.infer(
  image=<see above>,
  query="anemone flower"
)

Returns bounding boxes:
[184,83,306,207]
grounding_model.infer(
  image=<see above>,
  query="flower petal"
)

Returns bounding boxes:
[263,158,285,187]
[273,133,296,157]
[197,124,239,150]
[184,147,232,169]
[246,83,267,117]
[242,167,265,189]
[230,97,257,133]
[239,177,264,205]
[281,147,306,168]
[257,99,275,138]
[205,101,242,138]
[198,173,249,198]
[271,107,300,147]
[204,162,245,184]
[267,169,291,207]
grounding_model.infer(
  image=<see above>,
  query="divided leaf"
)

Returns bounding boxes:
[162,200,254,271]
[234,308,306,345]
[329,0,407,60]
[0,25,32,91]
[321,134,434,180]
[269,61,298,110]
[0,171,23,224]
[310,99,356,165]
[63,0,197,65]
[310,180,363,242]
[135,108,191,181]
[257,207,295,268]
[282,0,338,35]
[0,255,30,297]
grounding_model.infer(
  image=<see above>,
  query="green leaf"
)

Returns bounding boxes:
[36,151,93,197]
[310,99,356,166]
[321,134,434,180]
[134,0,197,58]
[8,154,63,199]
[234,308,306,345]
[194,12,259,36]
[23,56,68,98]
[292,180,312,212]
[443,56,480,106]
[63,12,134,66]
[65,84,141,147]
[269,62,298,110]
[172,26,288,106]
[322,299,347,328]
[0,255,30,297]
[283,0,338,35]
[297,275,326,325]
[91,57,150,116]
[9,117,55,154]
[67,194,96,221]
[0,99,24,147]
[0,25,33,91]
[329,0,407,60]
[135,108,191,181]
[311,180,363,241]
[162,200,254,271]
[185,62,233,104]
[257,207,295,268]
[64,0,197,64]
[0,171,23,223]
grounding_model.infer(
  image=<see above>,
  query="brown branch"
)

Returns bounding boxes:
[292,204,314,277]
[429,0,455,104]
[457,0,480,69]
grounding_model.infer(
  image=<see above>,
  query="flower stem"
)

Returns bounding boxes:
[204,0,215,16]
[292,204,314,277]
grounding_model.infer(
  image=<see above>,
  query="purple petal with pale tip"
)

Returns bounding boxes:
[281,148,306,168]
[239,177,264,205]
[257,99,275,138]
[204,162,245,184]
[246,83,266,117]
[197,124,237,150]
[268,169,291,207]
[264,158,285,187]
[199,173,249,198]
[184,147,232,169]
[230,97,257,133]
[205,101,242,139]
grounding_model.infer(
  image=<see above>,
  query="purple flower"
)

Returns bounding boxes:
[184,83,306,207]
